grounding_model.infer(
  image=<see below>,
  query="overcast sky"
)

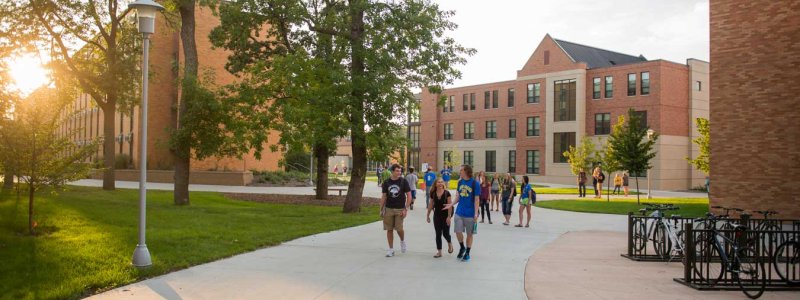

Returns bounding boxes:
[433,0,710,88]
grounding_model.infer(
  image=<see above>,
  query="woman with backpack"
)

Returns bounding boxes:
[515,175,535,228]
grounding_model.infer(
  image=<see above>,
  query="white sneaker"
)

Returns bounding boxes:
[386,249,395,257]
[400,241,407,253]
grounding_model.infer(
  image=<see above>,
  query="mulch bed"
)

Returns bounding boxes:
[224,193,382,207]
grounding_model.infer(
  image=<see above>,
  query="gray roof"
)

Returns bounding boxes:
[553,38,647,69]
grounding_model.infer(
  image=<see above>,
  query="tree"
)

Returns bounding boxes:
[606,109,658,204]
[211,0,473,212]
[443,146,462,170]
[1,88,98,235]
[8,0,143,191]
[563,136,596,179]
[600,137,622,202]
[687,117,710,174]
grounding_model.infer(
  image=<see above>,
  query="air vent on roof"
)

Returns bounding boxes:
[609,60,616,65]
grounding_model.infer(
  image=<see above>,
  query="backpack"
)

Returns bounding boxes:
[599,172,606,182]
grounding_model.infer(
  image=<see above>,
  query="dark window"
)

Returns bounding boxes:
[553,132,576,163]
[485,120,496,139]
[641,72,650,95]
[633,110,648,129]
[443,123,453,140]
[508,150,516,173]
[485,151,496,172]
[470,93,476,110]
[462,94,468,111]
[605,76,613,98]
[509,119,516,138]
[526,116,540,136]
[694,81,702,91]
[593,77,601,99]
[484,91,490,109]
[492,90,499,108]
[464,122,474,139]
[508,88,515,107]
[527,83,541,103]
[594,113,611,135]
[628,73,636,96]
[444,151,452,165]
[554,79,576,121]
[410,125,420,148]
[464,151,474,167]
[527,150,540,174]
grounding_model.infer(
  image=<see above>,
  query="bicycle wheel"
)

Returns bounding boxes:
[694,238,724,286]
[773,240,800,285]
[761,223,784,257]
[632,218,647,252]
[736,247,766,299]
[676,229,686,263]
[653,222,670,259]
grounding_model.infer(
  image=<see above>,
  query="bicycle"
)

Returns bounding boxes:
[772,226,800,285]
[694,213,766,299]
[632,203,684,261]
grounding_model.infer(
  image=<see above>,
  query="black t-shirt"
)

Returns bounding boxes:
[431,190,452,219]
[382,177,410,209]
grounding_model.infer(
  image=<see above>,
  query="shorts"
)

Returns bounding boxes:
[520,197,533,206]
[491,189,499,195]
[383,208,405,231]
[454,215,476,235]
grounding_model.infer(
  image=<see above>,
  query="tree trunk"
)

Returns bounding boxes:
[314,144,329,200]
[607,173,611,202]
[173,0,199,206]
[635,176,640,205]
[28,182,34,235]
[102,102,116,190]
[343,1,366,213]
[3,167,13,189]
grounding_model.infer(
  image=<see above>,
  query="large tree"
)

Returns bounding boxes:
[606,109,658,204]
[212,0,473,211]
[7,0,142,190]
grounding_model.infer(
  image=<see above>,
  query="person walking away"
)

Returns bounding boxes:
[424,166,437,208]
[613,173,622,195]
[592,166,599,198]
[440,165,452,191]
[405,167,419,210]
[500,173,516,225]
[377,166,384,187]
[478,171,492,224]
[443,165,480,261]
[427,178,453,258]
[622,172,630,197]
[333,165,339,178]
[516,175,535,228]
[578,168,587,197]
[380,164,412,257]
[490,174,500,211]
[597,167,605,199]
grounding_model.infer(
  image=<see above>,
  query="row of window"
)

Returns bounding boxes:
[442,83,542,113]
[444,117,540,140]
[593,111,647,135]
[592,72,650,99]
[444,150,540,174]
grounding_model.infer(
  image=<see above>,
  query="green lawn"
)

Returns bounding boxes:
[0,187,379,300]
[534,197,709,218]
[533,187,643,195]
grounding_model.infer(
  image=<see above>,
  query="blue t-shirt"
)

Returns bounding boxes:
[441,169,452,182]
[456,178,480,217]
[424,171,436,186]
[521,183,536,202]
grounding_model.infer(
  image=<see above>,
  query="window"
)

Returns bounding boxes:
[509,119,516,138]
[508,150,516,173]
[605,76,613,98]
[593,77,601,99]
[444,151,452,165]
[464,122,474,139]
[470,93,476,110]
[526,116,540,136]
[694,81,702,91]
[444,95,453,112]
[462,94,468,111]
[526,150,540,174]
[527,83,540,103]
[641,72,650,95]
[628,73,636,96]
[485,151,496,172]
[492,90,499,108]
[554,79,576,121]
[409,125,420,148]
[594,113,611,135]
[508,88,515,107]
[484,91,490,109]
[443,123,453,140]
[449,96,455,112]
[553,132,576,163]
[464,151,474,167]
[485,120,497,139]
[633,111,648,129]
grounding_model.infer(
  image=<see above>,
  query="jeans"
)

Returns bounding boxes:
[578,183,586,197]
[424,186,431,208]
[613,185,621,194]
[501,194,513,215]
[433,214,452,250]
[480,198,491,222]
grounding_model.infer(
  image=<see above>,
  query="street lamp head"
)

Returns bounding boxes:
[128,0,164,34]
[646,128,655,139]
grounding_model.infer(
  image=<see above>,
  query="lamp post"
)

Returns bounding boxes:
[646,128,655,200]
[129,0,164,268]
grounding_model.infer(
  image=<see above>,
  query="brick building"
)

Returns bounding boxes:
[59,7,281,183]
[420,34,709,190]
[709,0,800,218]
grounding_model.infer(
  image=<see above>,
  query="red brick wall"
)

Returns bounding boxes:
[710,0,800,219]
[518,35,587,77]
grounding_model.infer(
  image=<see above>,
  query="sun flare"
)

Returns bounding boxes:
[7,54,50,95]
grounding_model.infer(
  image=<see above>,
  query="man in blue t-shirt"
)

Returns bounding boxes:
[423,166,437,207]
[443,164,480,261]
[440,166,452,188]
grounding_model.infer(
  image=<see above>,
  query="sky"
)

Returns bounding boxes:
[433,0,710,88]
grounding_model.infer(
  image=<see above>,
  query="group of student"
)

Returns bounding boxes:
[576,165,631,198]
[379,164,536,261]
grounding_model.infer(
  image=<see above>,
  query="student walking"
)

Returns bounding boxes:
[516,175,535,228]
[427,178,453,258]
[424,166,437,208]
[593,166,604,199]
[613,173,623,195]
[490,175,500,211]
[623,172,630,197]
[478,171,492,224]
[405,167,419,210]
[377,166,384,187]
[500,173,516,225]
[578,168,587,197]
[380,164,412,257]
[440,165,452,190]
[443,165,480,262]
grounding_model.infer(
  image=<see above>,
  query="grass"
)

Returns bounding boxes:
[534,197,709,218]
[533,187,642,195]
[0,187,379,300]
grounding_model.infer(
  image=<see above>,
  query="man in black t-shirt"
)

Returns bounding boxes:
[381,164,411,257]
